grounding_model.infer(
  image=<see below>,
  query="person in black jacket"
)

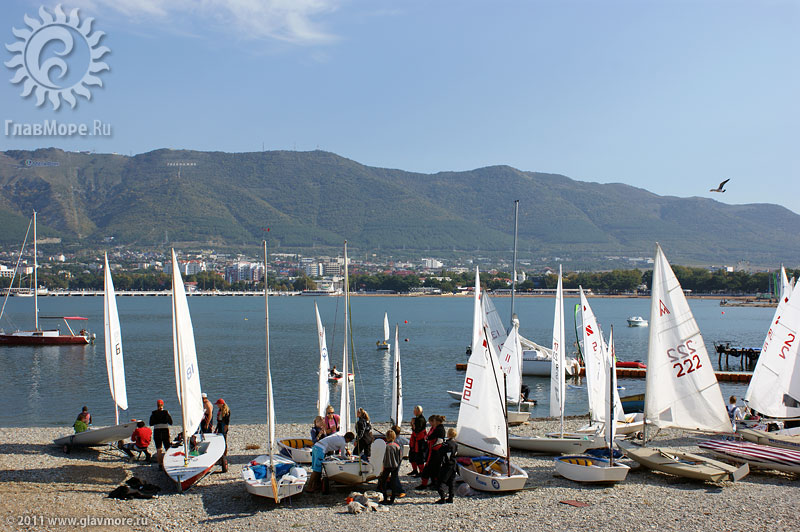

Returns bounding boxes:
[434,428,458,503]
[149,399,173,470]
[215,398,231,472]
[353,408,374,458]
[416,415,445,489]
[408,406,427,477]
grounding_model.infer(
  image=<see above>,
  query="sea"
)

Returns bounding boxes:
[0,294,772,428]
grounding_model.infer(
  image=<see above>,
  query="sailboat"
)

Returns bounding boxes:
[574,289,643,435]
[510,266,603,454]
[734,265,800,450]
[377,312,390,350]
[391,324,403,426]
[555,327,630,482]
[322,242,386,486]
[618,244,749,482]
[455,268,528,492]
[243,241,307,501]
[54,253,136,451]
[1,212,94,346]
[163,249,226,492]
[277,302,330,464]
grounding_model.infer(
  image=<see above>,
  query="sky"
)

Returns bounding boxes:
[1,0,798,214]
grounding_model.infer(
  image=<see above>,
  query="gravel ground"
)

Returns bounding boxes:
[1,418,797,532]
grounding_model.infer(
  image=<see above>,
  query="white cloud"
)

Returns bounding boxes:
[58,0,342,44]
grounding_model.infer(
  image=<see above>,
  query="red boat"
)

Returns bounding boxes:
[616,361,647,369]
[0,316,94,346]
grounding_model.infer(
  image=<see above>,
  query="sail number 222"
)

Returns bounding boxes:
[667,340,702,378]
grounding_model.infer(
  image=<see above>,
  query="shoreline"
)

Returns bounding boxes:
[1,420,797,531]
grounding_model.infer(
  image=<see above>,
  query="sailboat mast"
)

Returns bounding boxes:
[510,200,519,323]
[504,373,511,477]
[608,325,615,467]
[264,240,274,470]
[33,210,38,331]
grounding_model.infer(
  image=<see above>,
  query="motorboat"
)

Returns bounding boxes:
[626,316,648,327]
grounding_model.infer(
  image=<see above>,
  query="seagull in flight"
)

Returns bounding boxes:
[710,178,730,193]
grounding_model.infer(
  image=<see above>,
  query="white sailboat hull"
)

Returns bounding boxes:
[322,439,386,485]
[242,453,307,500]
[618,440,749,482]
[509,434,604,454]
[164,433,226,491]
[457,457,528,492]
[575,413,646,435]
[54,422,138,449]
[555,455,630,483]
[277,438,313,464]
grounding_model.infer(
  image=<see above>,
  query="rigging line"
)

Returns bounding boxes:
[0,217,33,326]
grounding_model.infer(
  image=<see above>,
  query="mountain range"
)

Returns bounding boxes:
[1,147,797,266]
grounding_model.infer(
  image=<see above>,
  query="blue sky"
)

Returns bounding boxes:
[2,0,798,213]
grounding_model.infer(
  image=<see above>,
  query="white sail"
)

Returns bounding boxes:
[264,243,276,463]
[606,328,618,446]
[103,253,127,420]
[338,243,351,435]
[383,313,390,343]
[457,268,508,458]
[779,265,793,302]
[171,249,204,438]
[391,324,403,426]
[745,276,800,418]
[498,321,522,402]
[645,244,732,433]
[550,265,565,419]
[482,291,508,355]
[315,302,330,417]
[580,288,625,424]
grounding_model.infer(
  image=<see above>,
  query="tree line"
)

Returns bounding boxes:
[1,266,795,295]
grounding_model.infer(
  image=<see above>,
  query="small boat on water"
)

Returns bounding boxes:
[328,372,354,383]
[376,312,390,350]
[1,212,94,346]
[626,316,648,327]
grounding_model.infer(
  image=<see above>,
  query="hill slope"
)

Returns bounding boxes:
[1,148,797,265]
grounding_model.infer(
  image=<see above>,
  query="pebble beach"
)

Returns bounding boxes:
[1,417,797,532]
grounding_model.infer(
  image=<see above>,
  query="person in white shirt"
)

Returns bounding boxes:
[305,431,354,493]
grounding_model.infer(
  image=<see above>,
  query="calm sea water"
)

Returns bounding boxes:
[0,295,770,428]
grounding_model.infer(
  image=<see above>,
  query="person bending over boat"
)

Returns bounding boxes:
[215,398,231,472]
[434,428,458,504]
[378,430,404,505]
[305,431,355,493]
[408,406,427,477]
[121,421,152,462]
[311,416,326,443]
[323,405,340,436]
[149,399,173,470]
[354,408,374,458]
[329,365,342,378]
[416,415,446,490]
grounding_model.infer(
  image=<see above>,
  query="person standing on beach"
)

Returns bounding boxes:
[353,408,374,458]
[311,416,326,443]
[201,393,213,433]
[434,428,458,504]
[408,406,427,477]
[323,405,340,436]
[215,398,230,472]
[149,399,173,470]
[378,429,403,505]
[416,415,445,490]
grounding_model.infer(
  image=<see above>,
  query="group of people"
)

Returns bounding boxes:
[305,404,458,505]
[78,392,231,471]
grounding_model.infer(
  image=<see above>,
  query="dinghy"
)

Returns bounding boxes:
[277,302,330,464]
[243,241,307,501]
[511,266,603,454]
[455,268,528,492]
[163,249,226,492]
[740,265,800,449]
[619,244,749,482]
[54,253,133,452]
[377,312,390,350]
[699,439,800,474]
[555,327,630,483]
[322,242,385,486]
